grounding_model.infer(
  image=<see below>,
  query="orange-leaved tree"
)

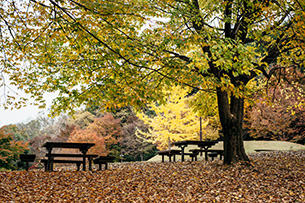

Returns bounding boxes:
[68,113,122,156]
[0,126,29,170]
[245,67,305,142]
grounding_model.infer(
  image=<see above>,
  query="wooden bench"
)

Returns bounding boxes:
[19,154,36,171]
[183,153,197,161]
[93,156,115,170]
[157,149,182,162]
[208,149,224,160]
[44,154,98,171]
[41,159,83,171]
[189,149,224,161]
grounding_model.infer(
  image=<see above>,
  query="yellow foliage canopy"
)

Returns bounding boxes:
[136,86,218,150]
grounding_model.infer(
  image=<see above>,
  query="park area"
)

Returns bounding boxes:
[1,150,305,202]
[0,1,305,202]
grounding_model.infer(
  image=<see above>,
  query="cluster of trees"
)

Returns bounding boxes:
[245,67,305,144]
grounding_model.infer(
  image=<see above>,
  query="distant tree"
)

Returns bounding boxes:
[2,124,27,141]
[120,114,157,161]
[137,86,219,150]
[245,67,305,142]
[113,106,135,124]
[68,126,107,155]
[67,111,96,129]
[15,112,61,142]
[19,114,71,157]
[29,134,52,160]
[54,124,76,143]
[68,113,123,157]
[0,126,29,170]
[17,120,42,141]
[289,106,305,144]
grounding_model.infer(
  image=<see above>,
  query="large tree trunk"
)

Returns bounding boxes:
[217,88,250,165]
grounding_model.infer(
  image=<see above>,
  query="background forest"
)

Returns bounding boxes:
[1,68,305,171]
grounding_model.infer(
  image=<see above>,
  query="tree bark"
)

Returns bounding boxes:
[217,88,250,165]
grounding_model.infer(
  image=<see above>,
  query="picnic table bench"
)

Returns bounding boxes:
[42,142,96,171]
[41,159,83,171]
[171,140,218,161]
[157,149,182,162]
[41,154,98,171]
[93,156,115,170]
[19,154,36,171]
[189,149,224,161]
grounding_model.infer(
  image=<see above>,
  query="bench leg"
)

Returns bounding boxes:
[191,155,196,161]
[205,150,208,161]
[49,158,54,171]
[169,155,172,162]
[43,162,47,171]
[162,155,165,163]
[25,161,29,171]
[43,161,51,171]
[96,162,108,170]
[76,163,81,171]
[50,160,54,171]
[173,154,176,162]
[82,155,86,171]
[45,160,50,171]
[88,158,93,171]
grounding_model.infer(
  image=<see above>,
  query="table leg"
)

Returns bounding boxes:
[88,157,93,171]
[80,148,90,171]
[82,154,86,171]
[181,145,186,161]
[46,147,52,171]
[204,147,209,161]
[50,156,54,171]
[25,161,29,171]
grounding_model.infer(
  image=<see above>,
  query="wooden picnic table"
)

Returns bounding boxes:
[171,140,218,161]
[42,142,95,171]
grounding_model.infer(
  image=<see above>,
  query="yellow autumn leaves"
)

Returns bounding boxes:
[136,86,219,150]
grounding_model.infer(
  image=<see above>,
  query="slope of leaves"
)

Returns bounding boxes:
[0,151,304,202]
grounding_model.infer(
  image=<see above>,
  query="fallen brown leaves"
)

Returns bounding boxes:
[0,151,304,202]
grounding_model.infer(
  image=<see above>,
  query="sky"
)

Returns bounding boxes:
[0,105,47,126]
[0,91,56,127]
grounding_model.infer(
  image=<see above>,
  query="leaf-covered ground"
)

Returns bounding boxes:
[1,151,304,202]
